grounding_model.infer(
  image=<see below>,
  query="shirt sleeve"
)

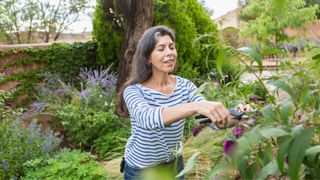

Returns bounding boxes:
[123,85,165,130]
[185,80,205,102]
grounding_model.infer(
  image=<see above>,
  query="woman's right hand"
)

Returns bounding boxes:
[194,101,232,125]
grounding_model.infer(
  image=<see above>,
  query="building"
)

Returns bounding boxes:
[214,8,241,30]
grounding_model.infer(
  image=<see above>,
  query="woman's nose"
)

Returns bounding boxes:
[165,47,174,56]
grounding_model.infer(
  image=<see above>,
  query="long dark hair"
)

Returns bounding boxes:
[116,25,176,117]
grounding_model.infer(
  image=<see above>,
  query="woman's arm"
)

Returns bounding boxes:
[162,100,230,126]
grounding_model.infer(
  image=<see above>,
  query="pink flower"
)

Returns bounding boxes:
[192,126,202,137]
[224,140,236,154]
[233,127,244,139]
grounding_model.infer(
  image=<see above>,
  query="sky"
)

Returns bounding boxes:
[203,0,239,19]
[67,0,238,33]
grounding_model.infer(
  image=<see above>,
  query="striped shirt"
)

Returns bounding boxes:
[123,76,204,169]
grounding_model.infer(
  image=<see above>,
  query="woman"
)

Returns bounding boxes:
[117,25,233,179]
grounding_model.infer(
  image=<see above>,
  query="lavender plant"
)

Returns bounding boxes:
[34,67,129,159]
[0,117,61,178]
[77,66,117,110]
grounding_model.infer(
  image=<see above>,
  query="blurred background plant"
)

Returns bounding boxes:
[181,43,320,179]
[34,66,130,160]
[1,90,61,178]
[24,148,108,179]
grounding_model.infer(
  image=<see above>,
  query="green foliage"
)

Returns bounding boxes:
[305,0,320,18]
[35,70,130,159]
[94,129,130,160]
[194,33,247,85]
[0,0,90,43]
[55,104,129,148]
[24,148,108,179]
[0,41,98,106]
[93,0,219,77]
[34,42,98,83]
[240,0,319,46]
[154,0,217,75]
[250,80,269,100]
[0,94,61,178]
[201,46,320,179]
[92,0,124,65]
[176,151,200,178]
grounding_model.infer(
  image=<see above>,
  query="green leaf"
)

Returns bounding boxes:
[288,128,314,180]
[316,96,320,110]
[215,49,227,77]
[257,160,279,180]
[244,163,257,180]
[237,46,262,73]
[261,48,284,57]
[205,163,232,180]
[246,125,264,144]
[269,80,295,101]
[277,137,292,173]
[279,99,294,124]
[271,0,287,14]
[291,124,304,136]
[305,145,320,165]
[193,82,213,95]
[312,53,320,60]
[176,151,200,178]
[300,90,317,109]
[261,104,276,121]
[259,126,289,139]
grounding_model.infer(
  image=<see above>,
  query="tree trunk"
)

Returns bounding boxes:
[116,0,153,91]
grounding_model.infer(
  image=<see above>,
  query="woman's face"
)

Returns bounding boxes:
[149,35,177,74]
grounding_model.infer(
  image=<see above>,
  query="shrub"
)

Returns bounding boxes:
[94,129,130,160]
[93,0,219,77]
[36,68,130,159]
[250,80,268,100]
[0,104,60,178]
[24,148,108,179]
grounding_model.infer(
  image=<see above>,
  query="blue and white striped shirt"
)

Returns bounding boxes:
[123,76,204,169]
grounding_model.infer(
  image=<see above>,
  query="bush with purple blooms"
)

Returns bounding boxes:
[0,117,61,178]
[35,68,130,159]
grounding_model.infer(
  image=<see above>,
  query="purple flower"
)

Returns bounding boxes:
[233,127,244,139]
[249,96,258,101]
[15,83,22,87]
[192,126,202,137]
[224,140,236,154]
[285,155,289,164]
[30,102,44,112]
[2,162,9,172]
[4,101,13,107]
[4,69,12,76]
[29,137,33,144]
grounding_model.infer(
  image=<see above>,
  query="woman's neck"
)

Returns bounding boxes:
[142,73,176,94]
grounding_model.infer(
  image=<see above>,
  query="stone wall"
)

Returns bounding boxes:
[0,43,53,131]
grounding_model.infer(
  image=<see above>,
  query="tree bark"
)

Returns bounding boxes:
[116,0,153,91]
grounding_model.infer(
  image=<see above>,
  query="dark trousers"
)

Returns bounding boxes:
[124,156,185,180]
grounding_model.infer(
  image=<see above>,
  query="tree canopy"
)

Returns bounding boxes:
[240,0,319,47]
[0,0,91,44]
[93,0,219,83]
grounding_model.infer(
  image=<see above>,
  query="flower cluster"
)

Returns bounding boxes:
[223,115,257,155]
[78,66,117,99]
[0,118,61,178]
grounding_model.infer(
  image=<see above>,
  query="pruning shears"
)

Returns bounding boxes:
[195,108,250,130]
